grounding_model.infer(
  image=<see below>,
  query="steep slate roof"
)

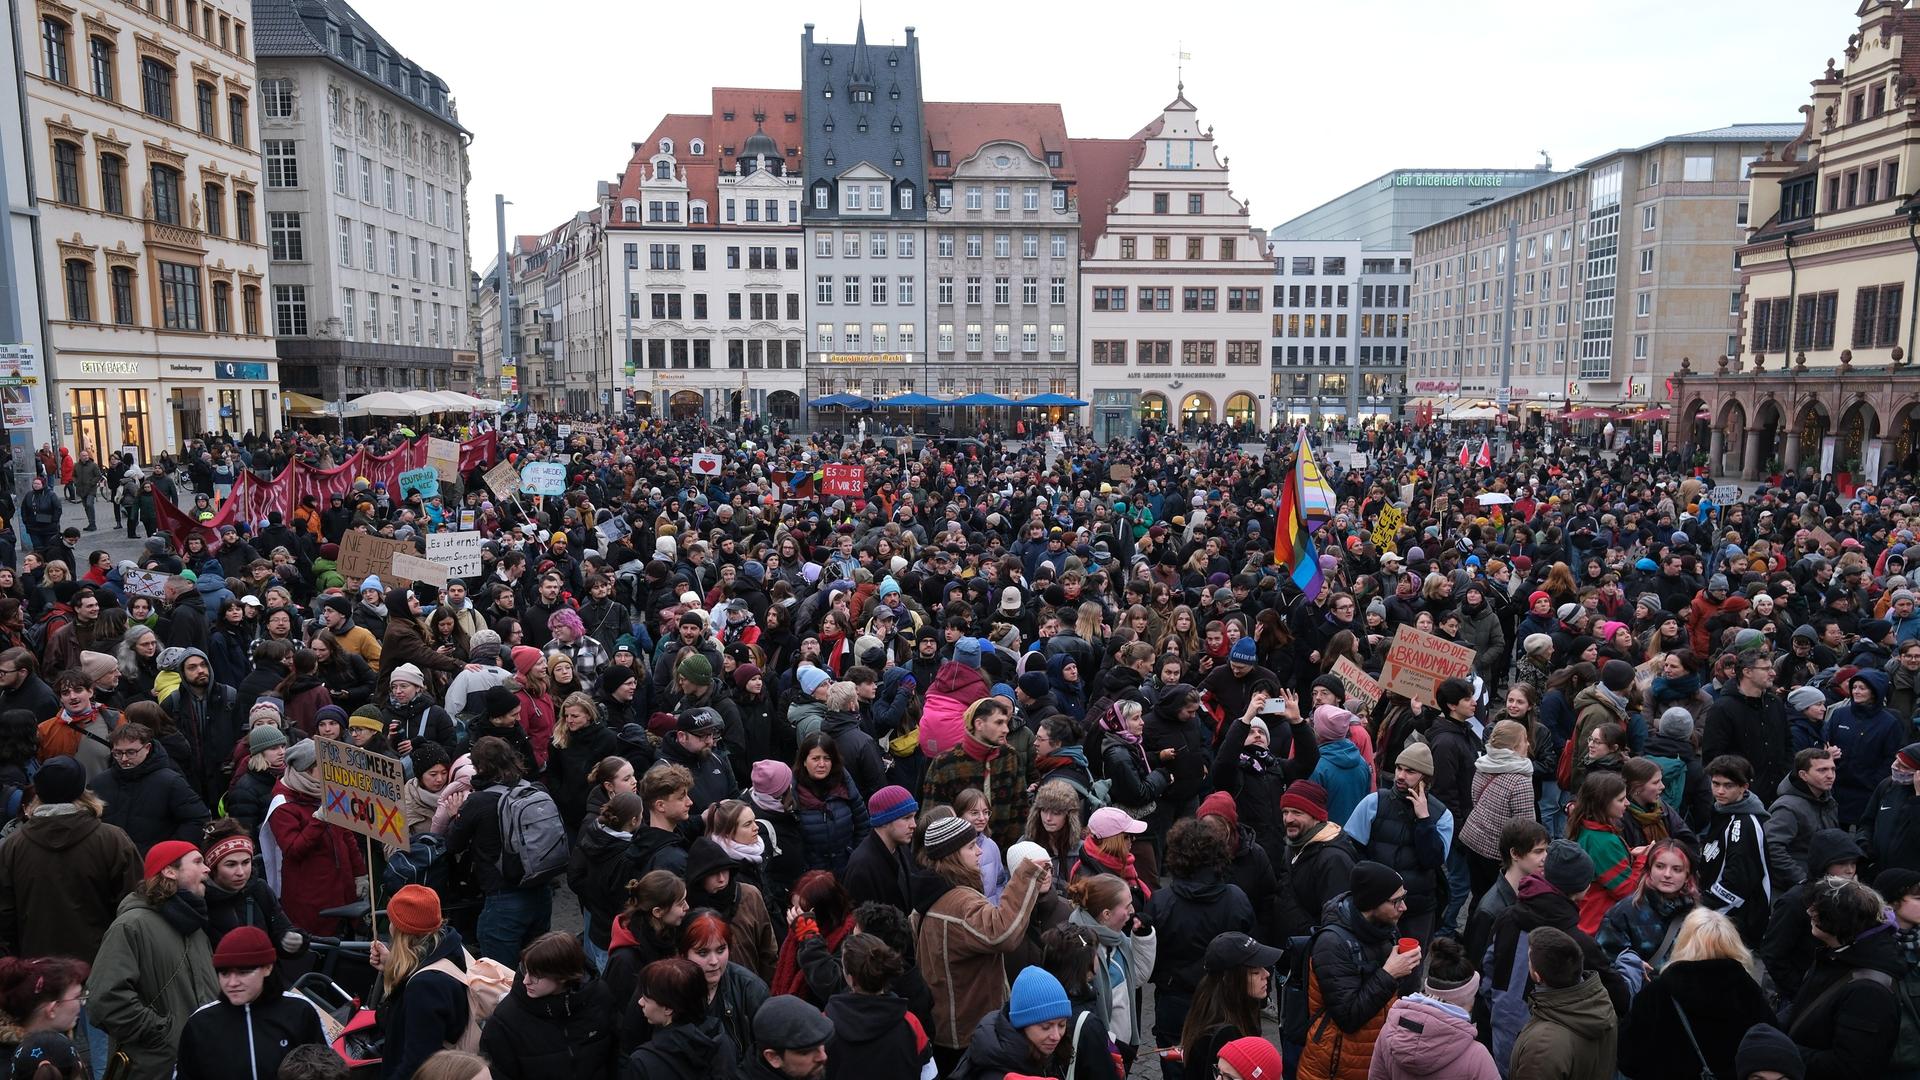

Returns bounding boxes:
[800,18,926,221]
[251,0,460,129]
[923,102,1074,182]
[1069,137,1146,257]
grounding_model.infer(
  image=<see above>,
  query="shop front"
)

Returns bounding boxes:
[59,357,280,460]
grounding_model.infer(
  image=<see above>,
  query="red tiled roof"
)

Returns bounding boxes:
[610,88,804,227]
[1069,137,1145,257]
[923,101,1074,182]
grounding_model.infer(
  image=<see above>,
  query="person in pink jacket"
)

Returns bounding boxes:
[1368,936,1500,1080]
[919,638,989,758]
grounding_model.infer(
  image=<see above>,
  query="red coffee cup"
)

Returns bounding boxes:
[1397,937,1420,954]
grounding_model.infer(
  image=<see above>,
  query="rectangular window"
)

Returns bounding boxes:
[140,58,173,120]
[994,277,1010,305]
[870,276,887,305]
[1683,156,1712,182]
[1022,277,1038,305]
[1021,324,1038,353]
[1855,286,1881,348]
[898,276,914,305]
[994,324,1010,352]
[1879,284,1904,347]
[844,276,860,304]
[1120,237,1136,260]
[338,217,352,266]
[1153,193,1169,214]
[1050,276,1066,305]
[937,277,954,305]
[384,167,396,209]
[994,234,1011,258]
[1153,237,1169,260]
[816,276,833,304]
[938,323,955,351]
[100,154,124,214]
[63,260,91,321]
[268,211,303,260]
[111,266,134,325]
[150,165,182,224]
[1022,233,1039,258]
[157,261,202,330]
[966,323,982,351]
[994,186,1011,211]
[359,156,372,201]
[88,35,112,98]
[264,141,298,187]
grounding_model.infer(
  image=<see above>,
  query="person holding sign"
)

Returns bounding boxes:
[262,739,366,935]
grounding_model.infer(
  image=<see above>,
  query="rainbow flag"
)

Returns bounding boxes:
[1273,477,1324,600]
[1294,429,1336,534]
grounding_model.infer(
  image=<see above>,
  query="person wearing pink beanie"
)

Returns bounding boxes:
[1308,705,1375,826]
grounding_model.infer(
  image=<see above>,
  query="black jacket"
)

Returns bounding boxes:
[1759,830,1867,1000]
[175,988,327,1080]
[1144,871,1255,994]
[1142,694,1210,810]
[91,743,210,853]
[1701,688,1794,803]
[231,661,289,729]
[477,975,617,1080]
[164,681,240,807]
[569,820,634,951]
[1210,716,1318,860]
[625,1015,738,1080]
[842,830,913,913]
[1306,893,1398,1035]
[825,990,931,1080]
[1273,822,1359,939]
[1785,920,1904,1080]
[1619,957,1775,1080]
[224,766,278,835]
[1424,713,1482,822]
[820,708,886,801]
[1862,776,1920,877]
[445,784,514,894]
[545,720,620,833]
[381,930,472,1080]
[203,874,301,955]
[951,1007,1062,1080]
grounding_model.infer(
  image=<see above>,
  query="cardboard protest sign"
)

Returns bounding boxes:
[1108,463,1134,482]
[1371,504,1404,553]
[338,531,416,587]
[691,453,723,477]
[425,438,460,482]
[121,568,169,599]
[557,423,573,438]
[1379,625,1476,704]
[424,531,483,577]
[314,736,407,848]
[391,552,447,589]
[481,459,520,498]
[519,462,566,496]
[397,467,441,500]
[823,464,865,498]
[596,515,631,546]
[1331,656,1383,714]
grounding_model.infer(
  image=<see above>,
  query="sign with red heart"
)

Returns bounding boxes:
[692,453,722,476]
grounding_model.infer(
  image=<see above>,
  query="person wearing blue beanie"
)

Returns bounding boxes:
[1006,966,1071,1027]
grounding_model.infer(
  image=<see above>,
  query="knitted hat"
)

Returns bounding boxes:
[1423,964,1481,1013]
[1312,705,1354,744]
[32,756,84,804]
[211,926,276,970]
[324,594,353,618]
[1543,839,1596,894]
[1735,1025,1804,1080]
[1366,597,1387,619]
[1016,671,1051,699]
[470,628,503,660]
[954,637,983,668]
[247,700,282,728]
[1348,861,1404,909]
[921,816,976,861]
[751,760,792,800]
[1899,743,1920,775]
[1523,633,1553,658]
[389,663,426,689]
[1708,573,1729,593]
[248,725,288,754]
[410,741,451,778]
[1395,741,1435,777]
[1280,780,1329,822]
[1528,590,1552,609]
[1229,637,1258,664]
[1217,1037,1284,1080]
[511,646,545,678]
[483,686,520,720]
[349,707,385,733]
[1600,659,1635,692]
[386,883,443,935]
[676,654,714,685]
[731,663,762,692]
[868,785,918,827]
[285,740,317,772]
[78,652,118,683]
[1861,619,1895,643]
[1198,791,1239,829]
[359,574,385,595]
[1658,707,1695,739]
[1005,840,1051,881]
[143,839,199,881]
[797,665,831,696]
[1787,686,1826,713]
[1247,716,1271,743]
[1792,624,1820,643]
[1006,967,1071,1027]
[1733,627,1771,653]
[1556,602,1583,623]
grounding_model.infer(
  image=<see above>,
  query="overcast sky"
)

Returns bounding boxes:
[362,0,1859,257]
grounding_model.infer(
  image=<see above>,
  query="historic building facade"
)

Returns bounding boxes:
[252,0,474,401]
[28,0,282,456]
[1675,0,1920,484]
[1075,87,1270,441]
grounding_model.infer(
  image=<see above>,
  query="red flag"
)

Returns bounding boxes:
[1458,440,1470,467]
[1476,437,1492,468]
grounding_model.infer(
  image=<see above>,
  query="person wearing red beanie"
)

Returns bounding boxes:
[178,926,327,1080]
[86,838,218,1080]
[1218,1035,1284,1079]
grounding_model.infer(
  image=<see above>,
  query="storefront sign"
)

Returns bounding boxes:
[822,354,909,364]
[216,362,270,380]
[79,360,143,376]
[1391,172,1531,188]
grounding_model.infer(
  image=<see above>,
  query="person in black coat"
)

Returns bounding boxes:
[1784,876,1903,1079]
[174,927,326,1080]
[1143,819,1254,1071]
[545,697,621,835]
[1197,792,1281,946]
[229,641,293,730]
[824,934,933,1080]
[841,786,917,913]
[90,723,208,854]
[1619,941,1775,1080]
[1210,696,1318,862]
[478,932,618,1080]
[624,958,738,1080]
[1862,763,1920,878]
[201,824,304,960]
[1271,780,1360,939]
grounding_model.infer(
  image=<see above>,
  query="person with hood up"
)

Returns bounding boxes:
[1368,935,1500,1080]
[919,637,990,759]
[1210,687,1318,860]
[1823,669,1907,827]
[1141,683,1212,841]
[1507,926,1619,1080]
[1568,660,1635,793]
[1700,754,1796,944]
[173,926,326,1080]
[1783,876,1903,1080]
[1044,652,1088,726]
[684,839,778,984]
[1766,747,1842,889]
[1757,828,1867,1001]
[823,933,932,1080]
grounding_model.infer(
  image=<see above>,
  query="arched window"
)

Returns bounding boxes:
[658,137,673,154]
[689,139,704,156]
[623,204,638,223]
[689,202,707,224]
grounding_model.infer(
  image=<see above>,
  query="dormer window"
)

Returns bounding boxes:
[933,151,950,167]
[823,119,834,132]
[891,119,901,133]
[825,155,835,167]
[822,87,833,99]
[1045,151,1062,168]
[622,202,639,223]
[659,138,673,154]
[721,111,735,121]
[890,88,900,100]
[857,122,867,133]
[653,162,672,181]
[822,54,832,65]
[784,112,796,122]
[888,52,898,67]
[690,139,704,156]
[853,89,873,103]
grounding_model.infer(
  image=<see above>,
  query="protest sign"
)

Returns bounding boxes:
[425,438,460,482]
[459,510,476,530]
[691,452,723,477]
[1371,504,1404,553]
[397,467,441,500]
[391,552,447,589]
[314,737,407,848]
[519,461,566,496]
[338,531,415,587]
[121,568,169,599]
[481,459,520,498]
[823,464,865,498]
[557,423,573,438]
[1331,656,1383,714]
[596,515,631,546]
[1108,463,1134,482]
[424,531,483,577]
[1379,625,1476,704]
[1709,484,1744,505]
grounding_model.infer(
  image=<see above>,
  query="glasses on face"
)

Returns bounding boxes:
[60,991,87,1007]
[110,746,145,760]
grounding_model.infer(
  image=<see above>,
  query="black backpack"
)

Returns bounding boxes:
[1278,923,1364,1045]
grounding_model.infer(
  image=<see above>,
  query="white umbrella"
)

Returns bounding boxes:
[347,391,430,416]
[1474,492,1515,505]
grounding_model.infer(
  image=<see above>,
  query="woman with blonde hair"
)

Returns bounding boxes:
[1619,907,1774,1080]
[412,1050,492,1080]
[369,884,474,1080]
[544,690,619,834]
[1164,605,1201,662]
[1064,872,1156,1073]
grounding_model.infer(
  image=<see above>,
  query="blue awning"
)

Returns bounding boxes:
[807,394,875,409]
[1014,393,1090,407]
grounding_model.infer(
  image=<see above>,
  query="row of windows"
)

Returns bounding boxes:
[930,276,1067,307]
[622,244,798,272]
[1272,314,1408,339]
[813,323,920,350]
[816,181,915,213]
[1088,339,1263,365]
[816,276,919,306]
[927,323,1068,354]
[41,19,255,150]
[62,254,260,335]
[815,376,1069,399]
[335,290,459,346]
[621,198,803,226]
[331,217,456,283]
[627,293,801,322]
[328,146,456,232]
[1273,346,1408,368]
[324,87,458,178]
[1089,286,1262,312]
[50,142,258,241]
[141,0,249,56]
[934,185,1069,214]
[1116,235,1241,261]
[929,232,1072,260]
[627,338,802,369]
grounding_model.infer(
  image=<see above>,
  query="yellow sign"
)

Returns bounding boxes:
[1371,504,1404,553]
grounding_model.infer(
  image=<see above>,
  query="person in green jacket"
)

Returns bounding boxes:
[85,838,220,1080]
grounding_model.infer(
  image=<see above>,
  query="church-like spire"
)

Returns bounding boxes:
[850,6,875,90]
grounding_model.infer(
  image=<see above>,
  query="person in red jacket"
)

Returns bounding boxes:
[261,738,365,935]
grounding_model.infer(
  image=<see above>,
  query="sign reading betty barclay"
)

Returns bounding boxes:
[313,736,407,848]
[1378,625,1476,704]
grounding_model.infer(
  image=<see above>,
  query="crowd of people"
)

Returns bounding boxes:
[0,409,1912,1080]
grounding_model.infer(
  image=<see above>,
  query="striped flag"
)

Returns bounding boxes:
[1293,429,1336,534]
[1273,477,1324,600]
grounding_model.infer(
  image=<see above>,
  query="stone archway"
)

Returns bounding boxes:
[1179,391,1215,428]
[1752,397,1786,480]
[1793,398,1831,478]
[1838,397,1880,479]
[1715,398,1747,478]
[1681,396,1710,464]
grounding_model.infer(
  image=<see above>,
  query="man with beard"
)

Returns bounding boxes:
[921,696,1028,849]
[749,995,833,1080]
[0,647,58,722]
[659,706,734,815]
[1341,742,1452,945]
[1272,780,1360,938]
[158,647,240,806]
[521,572,568,650]
[160,574,210,653]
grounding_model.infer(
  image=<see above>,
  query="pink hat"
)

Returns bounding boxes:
[752,760,792,799]
[1087,806,1147,840]
[1599,621,1629,643]
[1312,704,1355,744]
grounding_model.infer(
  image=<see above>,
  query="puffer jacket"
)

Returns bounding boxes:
[1595,891,1694,971]
[1297,893,1398,1080]
[919,661,989,758]
[544,719,620,834]
[92,742,210,854]
[476,974,617,1080]
[1454,599,1506,675]
[793,769,868,876]
[913,856,1047,1048]
[1368,994,1500,1080]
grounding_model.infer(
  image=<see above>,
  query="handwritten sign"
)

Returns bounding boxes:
[1379,625,1476,704]
[691,452,723,477]
[557,424,573,438]
[314,737,407,847]
[121,568,169,599]
[596,515,631,546]
[823,463,866,499]
[1371,504,1404,553]
[1108,463,1134,482]
[338,531,416,587]
[425,438,460,482]
[424,531,483,577]
[519,461,566,496]
[1709,485,1744,506]
[397,467,441,500]
[391,552,447,589]
[481,459,520,499]
[1331,656,1383,714]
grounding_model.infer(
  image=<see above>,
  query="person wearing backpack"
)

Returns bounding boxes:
[1294,862,1420,1080]
[445,736,563,962]
[1785,876,1903,1080]
[370,885,470,1080]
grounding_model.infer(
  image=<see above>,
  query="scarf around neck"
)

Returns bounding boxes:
[1079,834,1151,901]
[1628,801,1671,843]
[1474,747,1534,775]
[280,767,323,799]
[959,731,1001,762]
[715,834,765,864]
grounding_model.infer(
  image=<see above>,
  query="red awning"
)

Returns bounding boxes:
[1562,407,1616,421]
[1622,407,1670,422]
